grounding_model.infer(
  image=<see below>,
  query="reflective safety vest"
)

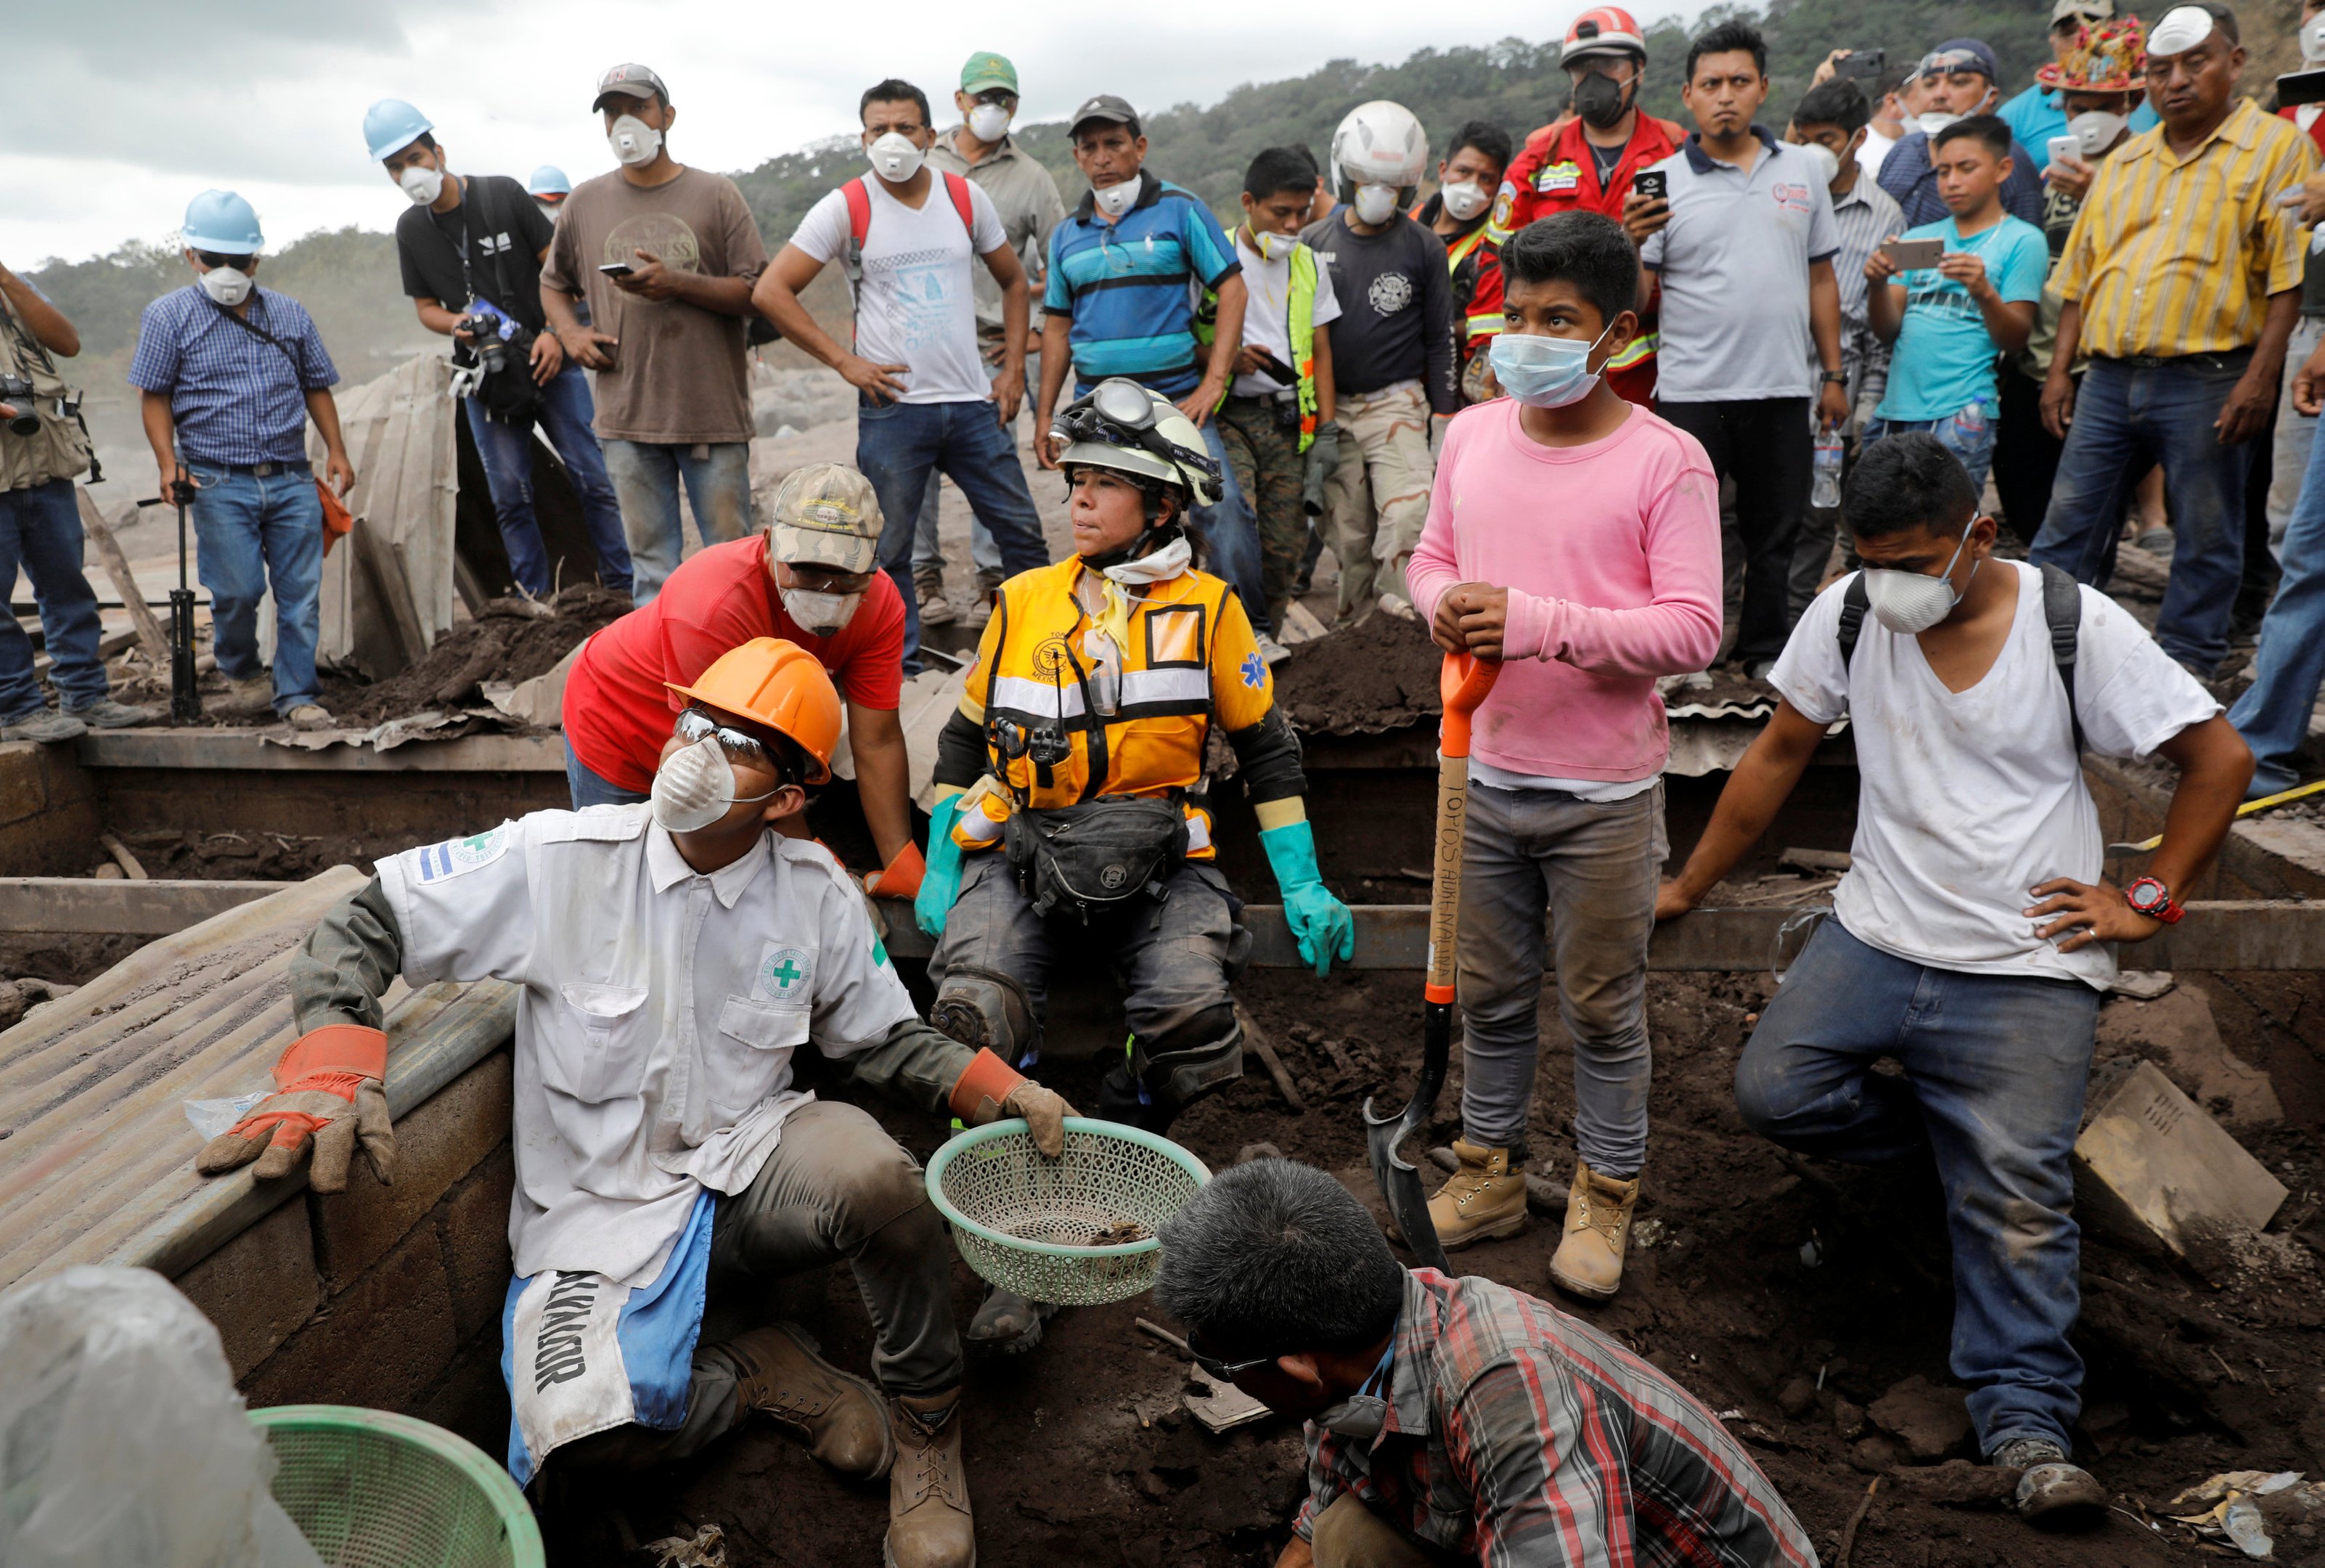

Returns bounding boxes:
[952,555,1278,858]
[1196,239,1321,453]
[1444,223,1497,352]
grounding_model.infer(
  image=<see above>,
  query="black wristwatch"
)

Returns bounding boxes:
[1819,370,1847,385]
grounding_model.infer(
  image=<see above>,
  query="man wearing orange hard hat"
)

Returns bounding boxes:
[196,637,1063,1568]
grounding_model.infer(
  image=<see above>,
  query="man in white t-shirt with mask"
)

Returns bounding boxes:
[754,78,1053,674]
[1657,433,2250,1528]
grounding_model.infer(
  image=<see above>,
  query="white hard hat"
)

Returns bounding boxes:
[1053,379,1221,509]
[1330,101,1429,193]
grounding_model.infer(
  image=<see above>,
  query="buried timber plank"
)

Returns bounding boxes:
[0,877,293,934]
[2072,1058,2289,1268]
[74,728,565,772]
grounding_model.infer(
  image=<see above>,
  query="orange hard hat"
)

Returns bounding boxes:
[665,637,843,784]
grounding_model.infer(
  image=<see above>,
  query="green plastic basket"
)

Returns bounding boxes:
[250,1404,544,1568]
[925,1116,1211,1304]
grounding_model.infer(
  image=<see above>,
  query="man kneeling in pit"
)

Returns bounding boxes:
[195,636,1071,1568]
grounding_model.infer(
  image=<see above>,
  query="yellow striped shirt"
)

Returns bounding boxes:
[2053,98,2316,359]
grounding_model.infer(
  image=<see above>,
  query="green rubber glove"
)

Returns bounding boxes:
[915,795,967,938]
[1259,820,1354,976]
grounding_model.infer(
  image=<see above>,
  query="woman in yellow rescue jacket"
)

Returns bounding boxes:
[912,377,1354,1349]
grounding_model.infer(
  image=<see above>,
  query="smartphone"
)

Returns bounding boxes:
[1884,237,1945,270]
[2046,134,2083,171]
[2279,68,2325,108]
[598,262,636,279]
[1632,169,1668,201]
[1836,48,1889,83]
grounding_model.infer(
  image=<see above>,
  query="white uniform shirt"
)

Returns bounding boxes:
[376,804,919,1286]
[1770,562,2220,989]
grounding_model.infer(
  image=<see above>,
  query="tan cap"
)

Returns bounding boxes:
[2050,0,2113,25]
[768,462,882,575]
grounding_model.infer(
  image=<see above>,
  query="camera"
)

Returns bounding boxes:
[454,314,510,378]
[0,373,37,437]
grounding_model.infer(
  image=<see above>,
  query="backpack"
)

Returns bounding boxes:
[839,173,976,324]
[1836,560,2084,751]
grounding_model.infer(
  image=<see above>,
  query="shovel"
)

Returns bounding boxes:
[136,471,203,722]
[1365,650,1498,1272]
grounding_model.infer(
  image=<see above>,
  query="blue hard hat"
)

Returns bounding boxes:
[182,190,263,254]
[528,164,572,197]
[363,97,434,162]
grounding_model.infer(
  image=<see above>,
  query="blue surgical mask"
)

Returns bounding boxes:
[1488,324,1613,409]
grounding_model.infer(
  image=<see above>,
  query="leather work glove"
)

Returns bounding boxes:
[197,1024,394,1193]
[1259,820,1356,977]
[1302,421,1341,516]
[915,794,968,938]
[867,841,925,900]
[948,1047,1078,1158]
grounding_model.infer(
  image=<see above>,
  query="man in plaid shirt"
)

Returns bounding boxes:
[1157,1161,1813,1567]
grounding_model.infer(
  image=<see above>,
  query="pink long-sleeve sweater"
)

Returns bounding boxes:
[1405,399,1723,782]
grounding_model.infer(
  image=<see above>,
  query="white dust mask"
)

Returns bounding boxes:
[199,266,253,306]
[608,115,662,167]
[1916,110,1961,137]
[783,587,862,636]
[1352,184,1399,224]
[1248,226,1294,261]
[399,165,444,205]
[968,102,1012,142]
[1863,527,1978,634]
[867,131,925,182]
[2068,110,2129,158]
[650,735,775,833]
[1093,177,1140,219]
[2305,15,2325,62]
[1439,181,1490,221]
[1797,141,1841,188]
[1315,1392,1388,1440]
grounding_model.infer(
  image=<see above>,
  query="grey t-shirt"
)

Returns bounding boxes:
[925,130,1068,346]
[1640,128,1839,403]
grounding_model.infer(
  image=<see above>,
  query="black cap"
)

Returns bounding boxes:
[1068,94,1137,134]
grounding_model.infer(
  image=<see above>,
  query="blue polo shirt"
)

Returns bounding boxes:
[128,285,338,467]
[1043,171,1241,398]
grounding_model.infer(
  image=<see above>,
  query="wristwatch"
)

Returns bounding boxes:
[1819,369,1847,385]
[2125,875,2183,924]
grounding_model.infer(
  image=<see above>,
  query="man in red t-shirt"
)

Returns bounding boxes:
[1471,7,1684,405]
[563,462,926,895]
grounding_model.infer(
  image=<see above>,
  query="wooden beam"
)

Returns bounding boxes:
[74,730,565,772]
[73,487,171,662]
[0,878,294,935]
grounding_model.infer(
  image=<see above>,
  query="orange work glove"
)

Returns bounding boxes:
[867,841,926,900]
[947,1047,1076,1158]
[197,1024,395,1193]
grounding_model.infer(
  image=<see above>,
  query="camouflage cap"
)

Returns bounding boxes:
[767,462,882,575]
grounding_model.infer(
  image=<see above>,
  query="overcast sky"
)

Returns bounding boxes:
[7,0,1689,268]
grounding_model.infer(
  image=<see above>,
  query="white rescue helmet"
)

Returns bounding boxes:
[1330,101,1429,196]
[1053,379,1222,510]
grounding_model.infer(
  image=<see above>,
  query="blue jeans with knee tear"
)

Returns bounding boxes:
[1736,917,2099,1456]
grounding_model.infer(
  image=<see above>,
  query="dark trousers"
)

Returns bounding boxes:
[1993,369,2064,546]
[1659,398,1811,665]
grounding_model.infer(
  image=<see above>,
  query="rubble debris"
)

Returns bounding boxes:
[2167,1471,2315,1559]
[2096,984,2282,1129]
[1271,611,1442,735]
[640,1523,727,1567]
[1866,1375,1971,1462]
[332,587,625,730]
[2073,1059,2289,1271]
[1776,847,1850,874]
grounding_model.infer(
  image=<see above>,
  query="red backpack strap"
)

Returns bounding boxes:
[941,171,976,237]
[842,177,873,249]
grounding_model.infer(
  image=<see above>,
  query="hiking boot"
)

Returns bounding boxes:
[286,703,334,730]
[221,675,274,714]
[966,569,1004,630]
[64,698,154,729]
[917,571,957,626]
[1548,1159,1640,1302]
[0,706,85,743]
[966,1284,1056,1353]
[2133,526,2175,561]
[1254,630,1292,666]
[886,1392,975,1568]
[1424,1139,1528,1249]
[723,1322,894,1479]
[1994,1437,2107,1527]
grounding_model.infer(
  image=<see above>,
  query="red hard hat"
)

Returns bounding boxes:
[1564,6,1648,62]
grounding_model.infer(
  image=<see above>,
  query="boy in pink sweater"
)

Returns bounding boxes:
[1406,210,1720,1301]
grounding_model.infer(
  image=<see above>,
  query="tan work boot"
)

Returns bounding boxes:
[917,570,957,626]
[1424,1139,1529,1249]
[887,1392,975,1568]
[1548,1160,1640,1302]
[723,1323,894,1479]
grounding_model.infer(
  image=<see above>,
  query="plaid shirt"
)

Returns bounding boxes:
[1296,1270,1815,1567]
[128,285,338,466]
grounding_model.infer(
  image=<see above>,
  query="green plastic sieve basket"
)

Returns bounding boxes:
[250,1404,544,1568]
[925,1116,1211,1304]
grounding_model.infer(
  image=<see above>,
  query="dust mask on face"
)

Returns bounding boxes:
[198,266,253,306]
[1247,226,1294,261]
[1315,1392,1388,1440]
[1797,141,1841,188]
[1916,110,1961,138]
[2068,110,2129,157]
[399,165,444,205]
[1863,526,1979,635]
[650,735,776,833]
[608,114,661,167]
[1439,180,1490,221]
[968,102,1012,142]
[2305,15,2325,62]
[1092,177,1140,218]
[1352,184,1399,224]
[867,131,925,182]
[782,587,862,637]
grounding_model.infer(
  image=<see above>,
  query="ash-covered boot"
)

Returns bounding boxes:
[1424,1139,1528,1249]
[1548,1160,1639,1302]
[722,1323,893,1478]
[886,1392,975,1568]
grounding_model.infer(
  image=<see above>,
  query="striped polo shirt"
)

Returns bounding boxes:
[1043,170,1241,397]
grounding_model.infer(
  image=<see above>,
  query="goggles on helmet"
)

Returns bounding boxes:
[1051,381,1223,491]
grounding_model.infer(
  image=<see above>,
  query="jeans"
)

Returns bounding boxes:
[2266,317,2325,558]
[184,460,324,713]
[1456,782,1665,1177]
[565,740,650,809]
[1193,417,1266,633]
[0,478,109,719]
[2231,398,2325,794]
[1737,918,2099,1455]
[555,1100,960,1469]
[2030,352,2258,672]
[910,354,1029,581]
[465,362,634,599]
[1864,406,1998,494]
[602,438,752,605]
[856,397,1052,673]
[1659,398,1812,666]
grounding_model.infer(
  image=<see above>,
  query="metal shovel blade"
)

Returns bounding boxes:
[1365,1000,1452,1273]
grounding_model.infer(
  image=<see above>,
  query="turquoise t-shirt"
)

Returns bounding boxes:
[1876,214,2050,422]
[1996,83,2159,162]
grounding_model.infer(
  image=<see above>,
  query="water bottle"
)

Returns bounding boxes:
[1811,433,1844,509]
[1949,396,1990,443]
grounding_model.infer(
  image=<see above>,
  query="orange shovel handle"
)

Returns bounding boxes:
[1438,653,1500,758]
